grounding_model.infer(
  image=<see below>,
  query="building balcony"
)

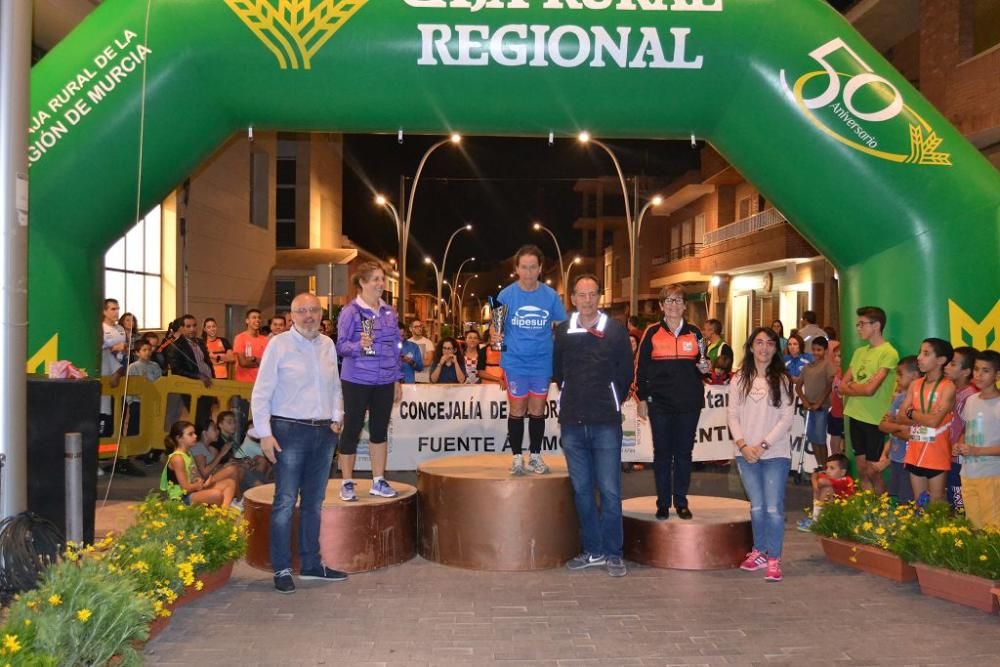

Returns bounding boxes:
[699,214,819,275]
[702,208,787,247]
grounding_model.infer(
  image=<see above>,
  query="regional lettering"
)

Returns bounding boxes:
[403,0,723,11]
[417,23,704,69]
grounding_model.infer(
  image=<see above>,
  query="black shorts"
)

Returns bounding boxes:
[849,418,885,462]
[906,463,946,479]
[828,415,844,437]
[339,380,395,455]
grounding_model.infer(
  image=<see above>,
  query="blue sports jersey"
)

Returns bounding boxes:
[497,282,567,378]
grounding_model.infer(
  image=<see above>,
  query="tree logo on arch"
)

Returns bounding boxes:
[224,0,369,70]
[781,37,951,166]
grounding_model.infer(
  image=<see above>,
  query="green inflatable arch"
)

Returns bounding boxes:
[28,0,1000,369]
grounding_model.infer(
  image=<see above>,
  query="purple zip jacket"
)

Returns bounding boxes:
[337,297,403,385]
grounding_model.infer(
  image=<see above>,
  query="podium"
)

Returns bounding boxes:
[243,480,417,573]
[418,454,580,571]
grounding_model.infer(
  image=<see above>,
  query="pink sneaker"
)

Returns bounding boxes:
[765,558,783,582]
[739,549,767,571]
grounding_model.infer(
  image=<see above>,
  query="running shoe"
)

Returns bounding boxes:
[566,552,606,570]
[765,558,783,582]
[796,517,814,533]
[274,568,295,594]
[369,478,398,498]
[739,549,767,571]
[339,480,357,502]
[527,454,550,474]
[606,557,628,578]
[510,454,525,476]
[299,565,348,582]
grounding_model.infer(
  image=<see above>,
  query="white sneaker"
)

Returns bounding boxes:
[527,454,550,475]
[510,454,525,476]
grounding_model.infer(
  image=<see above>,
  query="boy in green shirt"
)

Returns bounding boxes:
[840,306,899,494]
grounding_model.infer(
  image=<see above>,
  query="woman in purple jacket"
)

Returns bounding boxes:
[336,262,402,501]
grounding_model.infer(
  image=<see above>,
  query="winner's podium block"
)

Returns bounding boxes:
[244,480,417,573]
[623,496,753,570]
[418,454,580,571]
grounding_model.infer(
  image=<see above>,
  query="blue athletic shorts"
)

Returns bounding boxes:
[506,375,551,399]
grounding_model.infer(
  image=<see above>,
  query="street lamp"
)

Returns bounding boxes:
[532,221,565,296]
[374,132,461,316]
[425,222,472,328]
[563,256,583,297]
[579,132,660,316]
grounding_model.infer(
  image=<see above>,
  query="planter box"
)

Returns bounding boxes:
[914,563,1000,614]
[146,561,235,641]
[819,537,917,583]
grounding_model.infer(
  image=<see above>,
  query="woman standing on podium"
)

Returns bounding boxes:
[336,261,403,502]
[634,285,709,521]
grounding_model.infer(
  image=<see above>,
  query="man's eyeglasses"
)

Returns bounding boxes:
[855,320,875,328]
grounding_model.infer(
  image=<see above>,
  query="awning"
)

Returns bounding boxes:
[275,248,358,271]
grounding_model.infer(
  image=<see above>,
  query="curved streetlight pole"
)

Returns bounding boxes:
[579,132,643,316]
[563,257,583,299]
[426,220,472,330]
[532,221,566,305]
[375,133,461,316]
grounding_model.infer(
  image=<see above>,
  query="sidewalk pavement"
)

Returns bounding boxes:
[143,508,1000,665]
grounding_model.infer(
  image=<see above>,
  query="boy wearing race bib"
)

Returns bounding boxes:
[898,338,956,504]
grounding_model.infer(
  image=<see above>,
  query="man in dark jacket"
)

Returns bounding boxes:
[165,314,215,385]
[553,274,634,578]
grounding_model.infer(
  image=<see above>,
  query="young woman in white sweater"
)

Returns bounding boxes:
[728,326,795,582]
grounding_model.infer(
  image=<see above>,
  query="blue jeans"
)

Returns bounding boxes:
[270,419,337,572]
[736,456,790,559]
[562,423,624,558]
[648,408,700,511]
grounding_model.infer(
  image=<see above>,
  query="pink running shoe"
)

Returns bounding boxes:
[765,558,783,582]
[739,549,767,571]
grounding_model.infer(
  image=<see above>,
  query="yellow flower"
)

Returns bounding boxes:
[980,554,988,561]
[48,594,62,607]
[862,521,873,531]
[26,600,38,611]
[849,556,858,563]
[163,544,175,558]
[955,539,964,548]
[76,609,92,623]
[2,634,21,654]
[195,580,204,591]
[22,620,30,627]
[875,527,886,535]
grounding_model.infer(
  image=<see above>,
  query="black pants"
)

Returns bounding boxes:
[648,407,700,512]
[340,380,395,455]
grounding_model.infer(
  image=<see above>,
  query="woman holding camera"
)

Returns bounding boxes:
[430,337,466,384]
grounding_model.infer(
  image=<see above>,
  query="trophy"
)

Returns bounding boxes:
[697,336,710,374]
[361,315,377,356]
[488,296,508,352]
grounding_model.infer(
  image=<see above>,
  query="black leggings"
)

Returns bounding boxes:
[339,380,394,455]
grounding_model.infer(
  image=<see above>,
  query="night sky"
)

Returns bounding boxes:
[340,1,858,290]
[342,135,700,290]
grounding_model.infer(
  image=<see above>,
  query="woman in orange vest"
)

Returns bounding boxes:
[202,317,234,379]
[898,337,956,503]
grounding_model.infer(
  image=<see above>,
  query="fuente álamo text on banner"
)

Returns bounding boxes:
[351,383,818,472]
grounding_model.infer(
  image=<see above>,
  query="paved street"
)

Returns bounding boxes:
[132,469,1000,666]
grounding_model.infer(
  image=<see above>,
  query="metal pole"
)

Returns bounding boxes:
[65,433,83,544]
[399,174,407,314]
[591,140,634,315]
[0,0,31,519]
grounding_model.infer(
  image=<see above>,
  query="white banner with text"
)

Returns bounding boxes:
[351,383,818,472]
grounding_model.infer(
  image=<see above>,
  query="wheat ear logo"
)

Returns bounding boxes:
[949,299,1000,352]
[224,0,369,70]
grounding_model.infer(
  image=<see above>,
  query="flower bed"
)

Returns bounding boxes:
[0,494,247,665]
[812,494,1000,612]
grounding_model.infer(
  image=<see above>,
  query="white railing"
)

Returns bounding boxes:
[702,208,787,246]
